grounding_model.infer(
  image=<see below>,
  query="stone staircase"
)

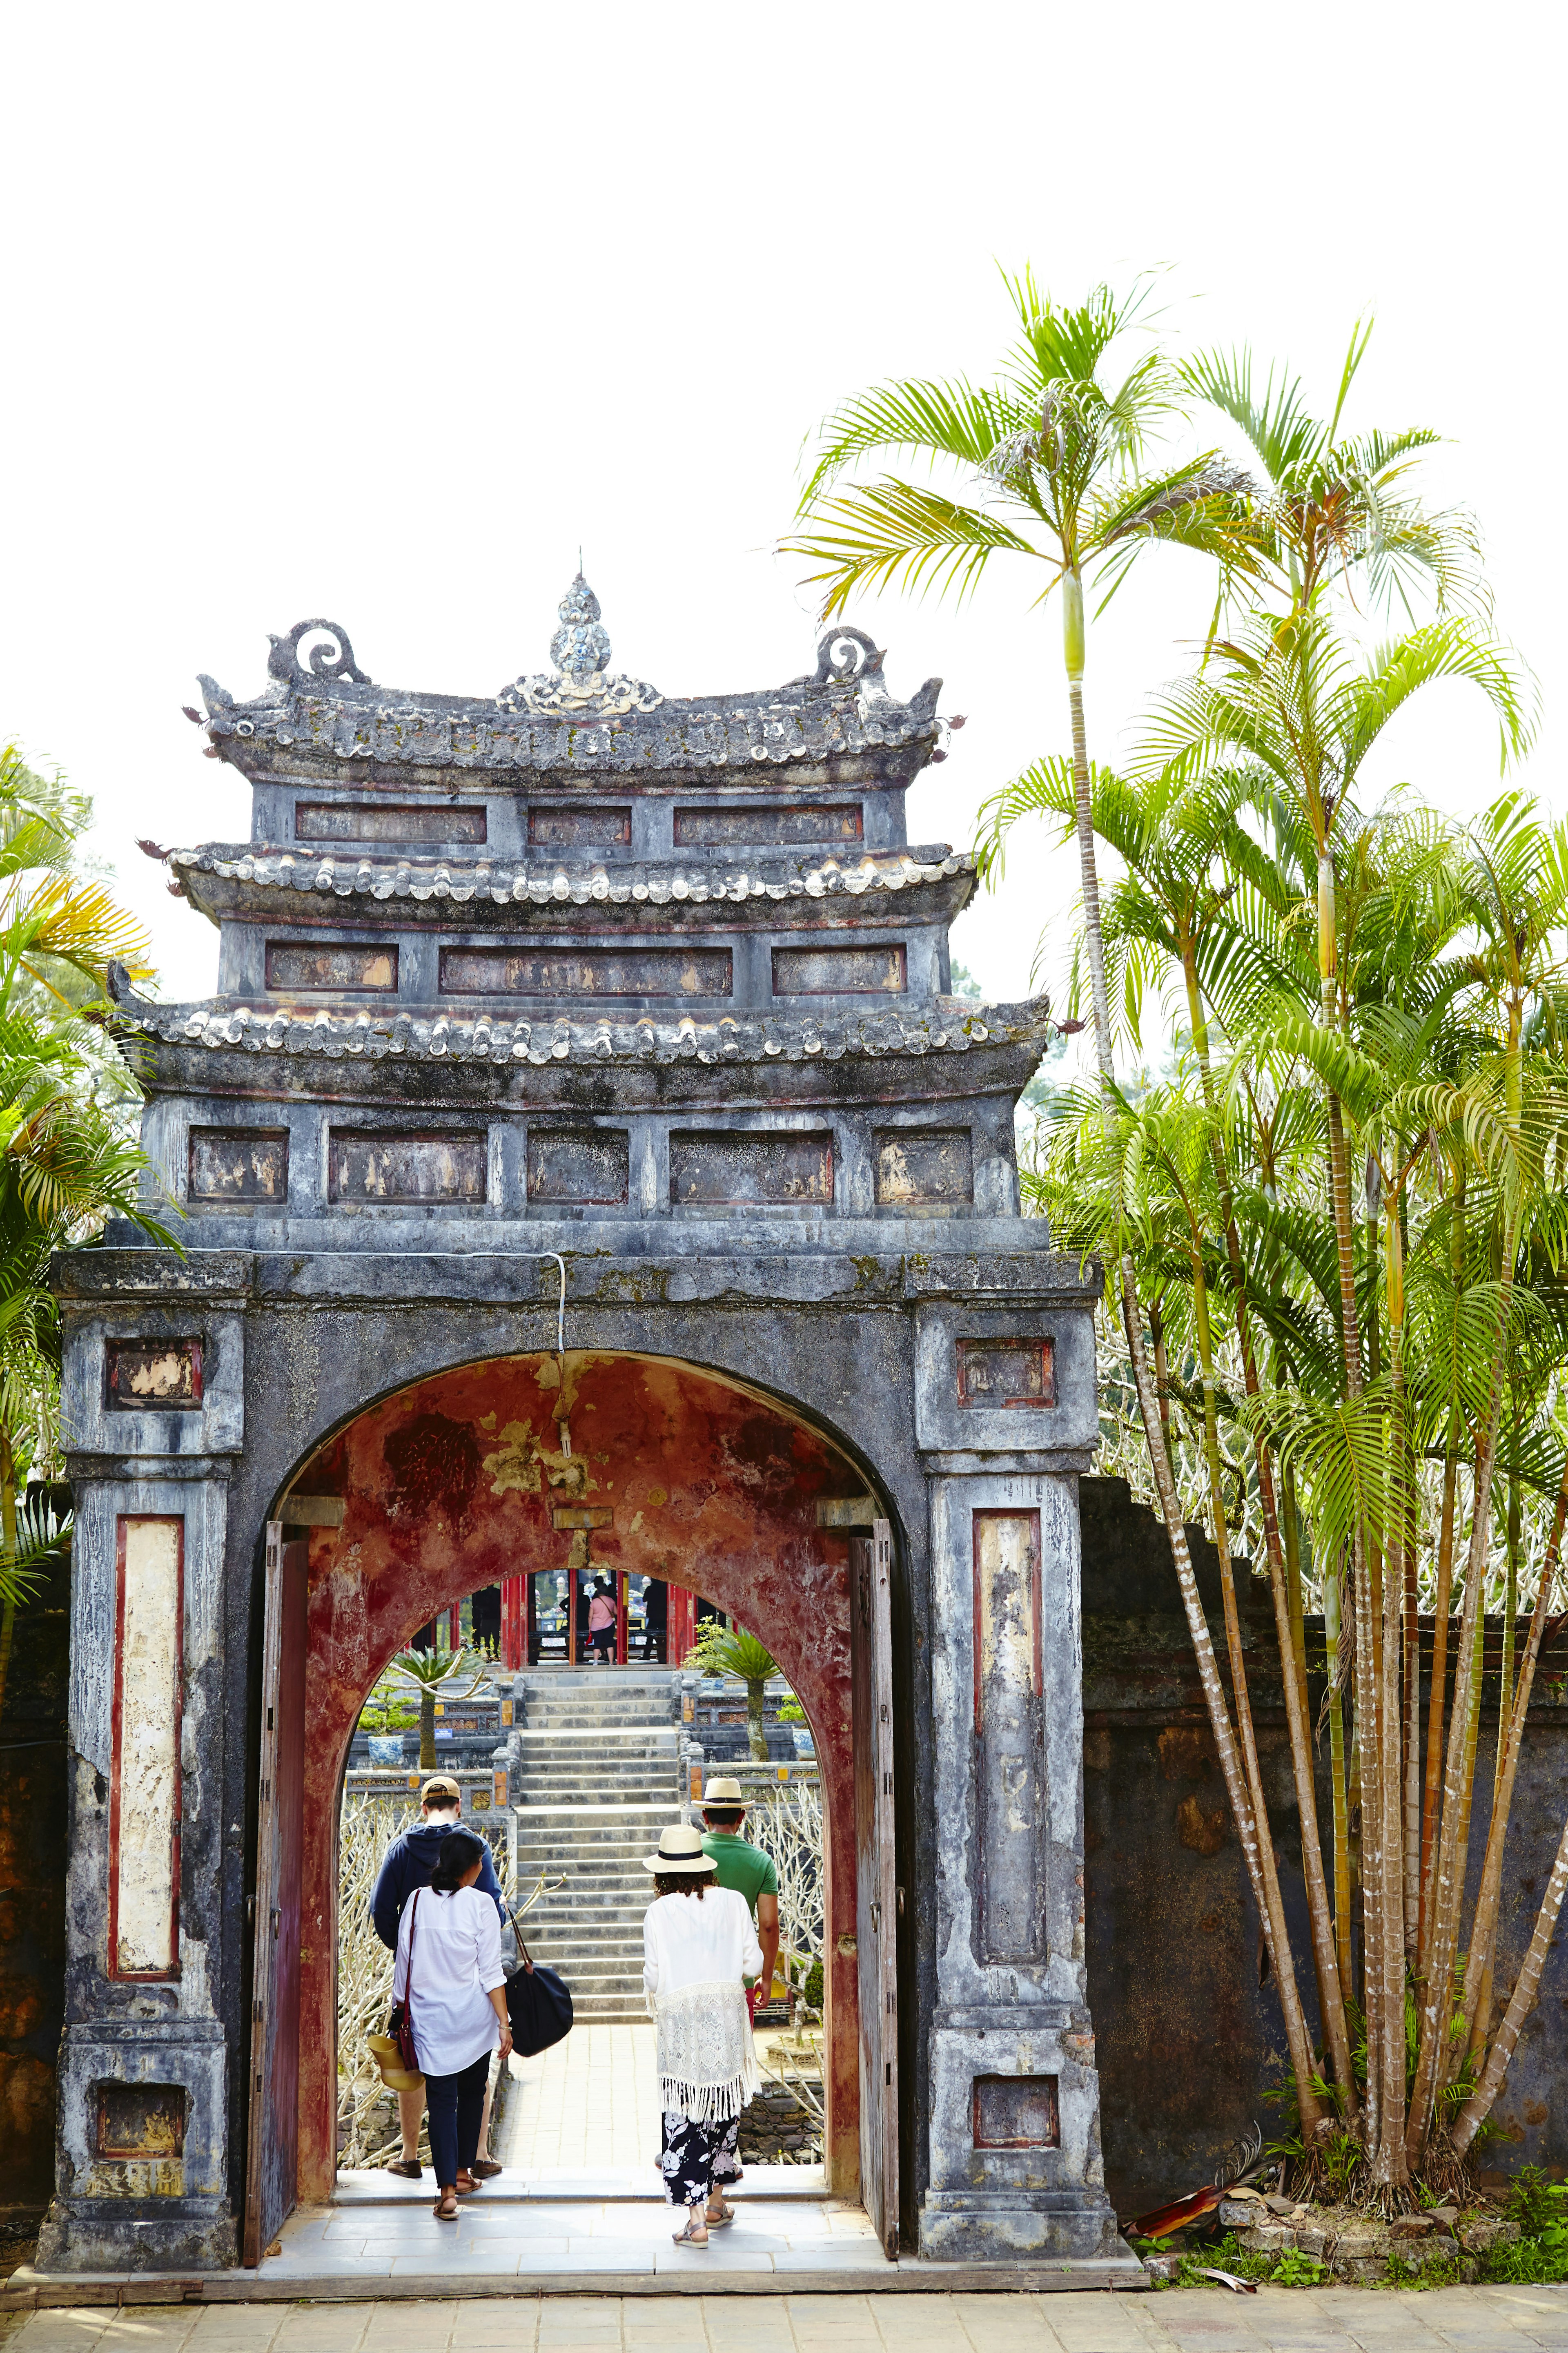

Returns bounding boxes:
[508,1669,684,2023]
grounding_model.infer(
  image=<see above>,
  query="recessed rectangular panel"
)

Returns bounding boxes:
[772,944,907,997]
[106,1339,203,1410]
[957,1337,1055,1409]
[670,1129,834,1207]
[526,1127,630,1205]
[294,801,488,844]
[674,803,864,847]
[972,2073,1060,2150]
[440,945,732,998]
[265,941,399,992]
[527,805,633,847]
[111,1517,183,1978]
[973,1510,1046,1966]
[874,1129,973,1208]
[96,2081,187,2159]
[328,1130,488,1204]
[189,1128,290,1204]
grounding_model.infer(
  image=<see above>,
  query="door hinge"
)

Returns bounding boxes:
[869,1899,881,1933]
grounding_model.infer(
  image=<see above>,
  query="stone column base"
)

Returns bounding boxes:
[918,2188,1135,2266]
[36,2203,237,2274]
[41,2018,233,2273]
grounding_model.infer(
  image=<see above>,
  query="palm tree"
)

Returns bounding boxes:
[786,272,1254,1104]
[392,1640,488,1772]
[0,746,169,1725]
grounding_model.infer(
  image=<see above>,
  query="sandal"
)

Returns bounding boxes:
[469,2159,504,2178]
[705,2201,735,2227]
[385,2158,422,2179]
[455,2170,481,2195]
[671,2216,709,2246]
[434,2190,459,2221]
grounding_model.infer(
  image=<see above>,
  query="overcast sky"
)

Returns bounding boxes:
[2,2,1559,1028]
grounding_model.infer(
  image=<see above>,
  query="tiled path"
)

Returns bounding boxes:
[3,2284,1567,2349]
[501,2025,665,2177]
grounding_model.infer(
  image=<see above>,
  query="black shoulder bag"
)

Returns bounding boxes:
[505,1935,574,2057]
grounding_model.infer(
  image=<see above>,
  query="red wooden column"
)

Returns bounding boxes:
[668,1584,697,1665]
[447,1603,461,1650]
[500,1574,526,1669]
[616,1571,630,1665]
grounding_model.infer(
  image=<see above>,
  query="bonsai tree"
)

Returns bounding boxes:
[688,1619,779,1763]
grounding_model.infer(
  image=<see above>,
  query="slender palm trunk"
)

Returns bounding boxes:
[1454,1806,1568,2154]
[0,1423,18,1730]
[1184,952,1355,2104]
[1405,1367,1510,2162]
[1457,1458,1568,2073]
[1417,1438,1460,1976]
[1062,599,1321,2137]
[1323,1560,1354,1996]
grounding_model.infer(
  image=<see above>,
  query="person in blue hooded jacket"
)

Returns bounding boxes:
[371,1774,509,2178]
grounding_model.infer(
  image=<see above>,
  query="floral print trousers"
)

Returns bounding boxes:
[660,2110,741,2206]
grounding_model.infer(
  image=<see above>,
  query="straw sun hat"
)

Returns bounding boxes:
[641,1824,718,1876]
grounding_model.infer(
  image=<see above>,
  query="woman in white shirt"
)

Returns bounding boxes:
[641,1822,762,2246]
[394,1829,513,2219]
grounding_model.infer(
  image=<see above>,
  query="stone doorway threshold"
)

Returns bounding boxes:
[4,2172,1145,2307]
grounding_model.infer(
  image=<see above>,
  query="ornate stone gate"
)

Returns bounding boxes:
[43,588,1126,2277]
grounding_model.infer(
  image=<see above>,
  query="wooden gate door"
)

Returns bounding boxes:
[243,1524,308,2266]
[851,1519,898,2257]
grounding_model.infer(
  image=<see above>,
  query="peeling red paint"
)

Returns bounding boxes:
[292,1350,862,2201]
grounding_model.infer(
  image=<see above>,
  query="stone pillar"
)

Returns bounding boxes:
[912,1298,1124,2264]
[40,1273,247,2272]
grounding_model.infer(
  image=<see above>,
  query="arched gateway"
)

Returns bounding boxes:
[44,587,1126,2279]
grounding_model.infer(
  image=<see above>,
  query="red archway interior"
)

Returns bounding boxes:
[290,1350,863,2200]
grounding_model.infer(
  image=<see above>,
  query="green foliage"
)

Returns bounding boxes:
[1169,2231,1325,2288]
[686,1622,777,1687]
[1507,2166,1568,2244]
[358,1673,418,1735]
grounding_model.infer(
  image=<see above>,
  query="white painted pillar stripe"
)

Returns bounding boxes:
[109,1514,183,1978]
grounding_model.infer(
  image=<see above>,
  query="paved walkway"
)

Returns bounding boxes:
[3,2284,1567,2349]
[501,2025,666,2176]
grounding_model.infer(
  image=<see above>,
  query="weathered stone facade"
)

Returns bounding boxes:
[42,588,1131,2277]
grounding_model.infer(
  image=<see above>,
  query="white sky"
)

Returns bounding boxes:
[2,1,1559,1033]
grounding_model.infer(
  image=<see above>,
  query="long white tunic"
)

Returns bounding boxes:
[643,1887,763,2121]
[393,1885,505,2078]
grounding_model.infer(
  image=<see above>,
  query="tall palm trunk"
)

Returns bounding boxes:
[1191,1258,1326,2126]
[1456,1459,1568,2073]
[1183,947,1354,2105]
[0,1423,18,1730]
[1454,1803,1568,2153]
[1062,596,1323,2137]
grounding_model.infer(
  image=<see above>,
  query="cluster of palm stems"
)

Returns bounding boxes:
[0,745,170,1723]
[786,278,1568,2196]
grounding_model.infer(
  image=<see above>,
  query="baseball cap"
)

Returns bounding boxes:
[420,1775,462,1804]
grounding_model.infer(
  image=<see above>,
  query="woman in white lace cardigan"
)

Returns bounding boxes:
[642,1822,762,2246]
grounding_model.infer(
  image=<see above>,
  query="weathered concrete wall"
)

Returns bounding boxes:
[1080,1476,1568,2214]
[0,1526,69,2219]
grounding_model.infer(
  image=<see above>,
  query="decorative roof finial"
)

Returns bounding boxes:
[499,570,664,718]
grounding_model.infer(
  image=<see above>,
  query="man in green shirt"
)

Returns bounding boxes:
[699,1776,781,2000]
[697,1775,780,2216]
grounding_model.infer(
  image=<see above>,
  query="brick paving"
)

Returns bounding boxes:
[3,2284,1568,2351]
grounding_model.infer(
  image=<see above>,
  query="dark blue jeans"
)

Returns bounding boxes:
[425,2051,490,2188]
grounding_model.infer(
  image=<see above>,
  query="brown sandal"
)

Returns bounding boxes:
[385,2158,422,2179]
[434,2189,459,2221]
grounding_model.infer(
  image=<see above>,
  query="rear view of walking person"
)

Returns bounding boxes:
[372,1773,509,2179]
[641,1824,761,2246]
[394,1829,513,2220]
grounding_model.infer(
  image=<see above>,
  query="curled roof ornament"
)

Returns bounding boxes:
[501,572,663,717]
